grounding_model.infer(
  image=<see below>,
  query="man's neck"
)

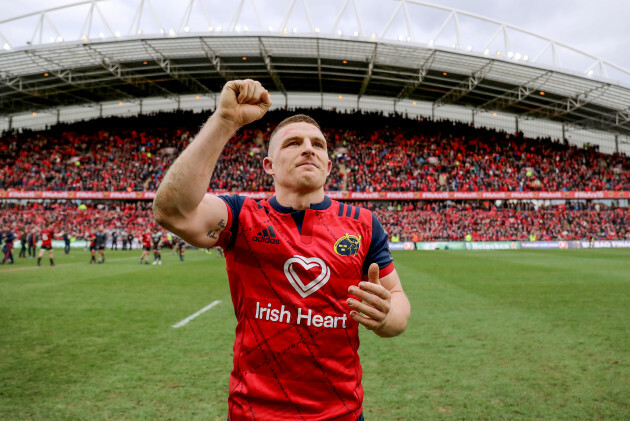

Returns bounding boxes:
[273,188,326,211]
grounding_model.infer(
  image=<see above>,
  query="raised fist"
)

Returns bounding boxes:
[216,79,272,129]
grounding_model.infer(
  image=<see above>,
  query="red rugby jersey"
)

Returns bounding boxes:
[41,229,53,247]
[142,233,152,248]
[217,195,394,421]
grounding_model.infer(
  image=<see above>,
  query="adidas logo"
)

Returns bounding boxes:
[252,226,280,244]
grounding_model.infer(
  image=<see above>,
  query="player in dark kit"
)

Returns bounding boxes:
[27,229,37,258]
[62,231,71,254]
[151,228,163,265]
[2,227,16,264]
[154,79,410,421]
[127,232,134,250]
[173,235,186,261]
[95,226,107,263]
[37,226,55,266]
[19,230,27,258]
[111,231,118,250]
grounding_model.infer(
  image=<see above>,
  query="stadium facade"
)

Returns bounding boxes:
[1,0,629,154]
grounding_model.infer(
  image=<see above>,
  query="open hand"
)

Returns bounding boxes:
[347,263,392,332]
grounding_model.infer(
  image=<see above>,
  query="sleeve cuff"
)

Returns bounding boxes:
[362,262,395,281]
[214,199,233,249]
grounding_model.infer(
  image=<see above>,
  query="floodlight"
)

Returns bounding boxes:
[483,48,489,55]
[184,26,190,33]
[507,51,514,58]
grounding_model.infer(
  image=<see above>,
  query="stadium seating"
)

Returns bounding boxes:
[1,110,628,192]
[1,110,628,243]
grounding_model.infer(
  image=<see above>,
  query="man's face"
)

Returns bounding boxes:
[263,122,332,192]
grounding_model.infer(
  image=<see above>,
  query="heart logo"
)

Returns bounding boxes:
[283,255,331,298]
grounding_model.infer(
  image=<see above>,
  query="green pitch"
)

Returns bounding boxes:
[1,249,629,420]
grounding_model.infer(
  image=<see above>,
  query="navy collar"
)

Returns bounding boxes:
[269,195,331,213]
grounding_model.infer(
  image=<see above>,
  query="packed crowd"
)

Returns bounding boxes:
[1,200,628,244]
[364,200,630,242]
[1,110,628,193]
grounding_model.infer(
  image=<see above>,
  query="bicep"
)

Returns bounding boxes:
[161,194,229,249]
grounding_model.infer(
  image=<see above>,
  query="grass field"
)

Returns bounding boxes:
[1,248,629,420]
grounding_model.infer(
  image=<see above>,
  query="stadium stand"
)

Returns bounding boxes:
[0,110,628,244]
[0,110,628,193]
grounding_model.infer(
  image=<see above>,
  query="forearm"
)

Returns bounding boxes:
[154,114,238,222]
[374,291,410,338]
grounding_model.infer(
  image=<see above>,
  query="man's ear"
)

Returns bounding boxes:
[326,158,332,176]
[263,157,274,175]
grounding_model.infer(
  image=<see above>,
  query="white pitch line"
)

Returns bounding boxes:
[172,300,221,328]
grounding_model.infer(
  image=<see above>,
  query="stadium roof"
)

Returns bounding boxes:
[1,0,630,136]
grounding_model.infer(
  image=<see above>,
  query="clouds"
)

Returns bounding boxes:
[1,0,628,72]
[429,0,630,69]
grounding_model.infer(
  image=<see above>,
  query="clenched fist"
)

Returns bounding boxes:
[216,79,272,129]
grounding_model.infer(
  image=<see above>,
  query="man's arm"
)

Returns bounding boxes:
[153,80,271,247]
[347,263,410,338]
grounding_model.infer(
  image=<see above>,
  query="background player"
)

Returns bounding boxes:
[139,229,151,264]
[1,226,16,264]
[88,231,97,263]
[151,227,163,265]
[95,226,107,263]
[37,225,56,266]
